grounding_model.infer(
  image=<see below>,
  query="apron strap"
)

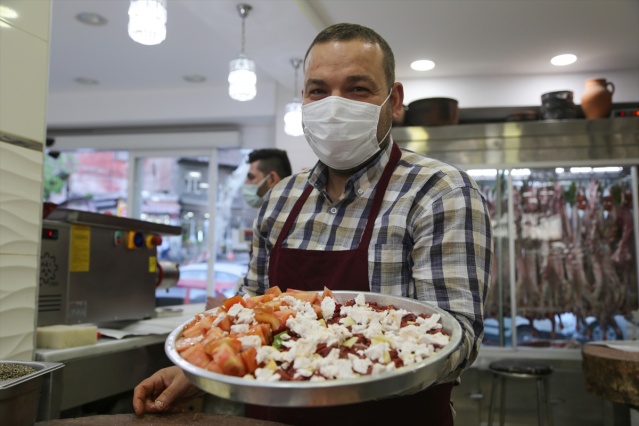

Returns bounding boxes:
[359,142,401,248]
[274,143,402,250]
[274,184,313,248]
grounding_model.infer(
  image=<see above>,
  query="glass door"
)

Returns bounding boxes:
[129,148,254,306]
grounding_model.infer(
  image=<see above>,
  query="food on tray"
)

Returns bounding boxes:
[174,287,451,382]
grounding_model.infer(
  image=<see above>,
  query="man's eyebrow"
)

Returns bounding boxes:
[344,75,377,86]
[304,78,325,88]
[305,75,378,89]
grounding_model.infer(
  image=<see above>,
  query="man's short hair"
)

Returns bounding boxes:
[304,23,395,91]
[247,149,292,179]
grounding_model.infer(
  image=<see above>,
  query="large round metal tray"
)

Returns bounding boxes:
[165,291,462,407]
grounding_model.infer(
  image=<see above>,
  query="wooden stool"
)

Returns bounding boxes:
[487,359,554,426]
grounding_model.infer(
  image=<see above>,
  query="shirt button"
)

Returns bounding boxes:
[357,188,364,195]
[330,207,337,214]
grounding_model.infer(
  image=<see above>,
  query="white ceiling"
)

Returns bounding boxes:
[47,0,639,124]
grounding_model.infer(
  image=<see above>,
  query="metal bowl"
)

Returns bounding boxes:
[0,361,64,426]
[165,291,462,407]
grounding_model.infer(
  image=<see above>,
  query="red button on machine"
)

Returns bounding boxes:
[146,234,163,248]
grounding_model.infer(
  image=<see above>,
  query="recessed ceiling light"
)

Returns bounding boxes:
[183,74,207,83]
[76,12,107,26]
[550,54,577,66]
[411,60,436,71]
[74,77,99,85]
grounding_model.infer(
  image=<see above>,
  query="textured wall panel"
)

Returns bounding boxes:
[0,20,49,144]
[0,254,37,360]
[0,142,43,255]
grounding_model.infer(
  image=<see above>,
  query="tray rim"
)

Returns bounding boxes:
[165,291,462,405]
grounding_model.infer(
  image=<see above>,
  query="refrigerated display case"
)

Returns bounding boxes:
[391,117,639,350]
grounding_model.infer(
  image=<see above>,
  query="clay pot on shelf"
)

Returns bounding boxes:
[581,78,615,119]
[540,90,577,120]
[405,98,459,126]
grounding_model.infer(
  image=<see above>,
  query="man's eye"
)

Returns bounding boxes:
[352,87,369,93]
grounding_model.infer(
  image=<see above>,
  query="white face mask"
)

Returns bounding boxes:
[302,91,392,170]
[241,175,268,208]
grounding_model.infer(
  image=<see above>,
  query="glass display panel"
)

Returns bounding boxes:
[510,166,637,347]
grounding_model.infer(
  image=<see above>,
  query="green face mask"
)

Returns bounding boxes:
[241,175,268,208]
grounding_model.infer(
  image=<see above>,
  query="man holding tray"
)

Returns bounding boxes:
[134,22,493,425]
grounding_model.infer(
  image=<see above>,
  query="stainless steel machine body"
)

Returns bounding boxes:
[38,208,182,326]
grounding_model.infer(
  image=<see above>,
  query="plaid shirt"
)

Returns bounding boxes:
[240,139,493,383]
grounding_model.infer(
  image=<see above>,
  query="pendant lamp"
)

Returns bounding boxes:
[128,0,167,46]
[228,4,256,101]
[284,58,304,136]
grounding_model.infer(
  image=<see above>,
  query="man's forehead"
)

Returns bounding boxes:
[248,160,263,175]
[305,40,381,67]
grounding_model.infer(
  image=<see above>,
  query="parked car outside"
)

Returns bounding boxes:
[155,261,247,306]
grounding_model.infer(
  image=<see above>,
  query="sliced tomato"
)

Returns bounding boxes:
[244,295,264,309]
[203,324,225,341]
[273,309,296,325]
[204,337,242,356]
[262,293,276,303]
[289,291,319,304]
[181,343,211,369]
[265,286,283,296]
[321,286,335,300]
[223,295,246,311]
[257,323,273,344]
[205,360,224,374]
[312,303,322,318]
[240,347,258,374]
[254,311,282,333]
[216,315,233,332]
[244,324,268,345]
[175,335,203,353]
[212,342,247,377]
[181,313,215,338]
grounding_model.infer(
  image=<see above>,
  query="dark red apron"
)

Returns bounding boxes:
[246,143,454,425]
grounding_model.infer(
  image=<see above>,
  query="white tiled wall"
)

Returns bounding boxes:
[0,0,50,360]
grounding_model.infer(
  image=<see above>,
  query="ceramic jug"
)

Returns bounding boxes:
[581,78,615,119]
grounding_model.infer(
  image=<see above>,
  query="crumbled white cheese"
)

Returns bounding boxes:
[254,368,281,382]
[237,335,262,351]
[228,304,256,324]
[364,342,390,363]
[230,324,249,334]
[321,296,336,320]
[212,313,227,327]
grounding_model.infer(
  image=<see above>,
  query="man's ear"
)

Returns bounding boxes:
[391,82,405,121]
[268,171,281,188]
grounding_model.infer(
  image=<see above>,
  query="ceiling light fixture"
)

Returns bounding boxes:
[228,4,256,102]
[411,59,435,71]
[550,53,577,66]
[128,0,167,46]
[183,74,206,83]
[284,58,304,137]
[76,12,107,26]
[74,77,99,85]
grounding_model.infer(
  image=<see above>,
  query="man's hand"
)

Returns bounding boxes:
[132,366,202,416]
